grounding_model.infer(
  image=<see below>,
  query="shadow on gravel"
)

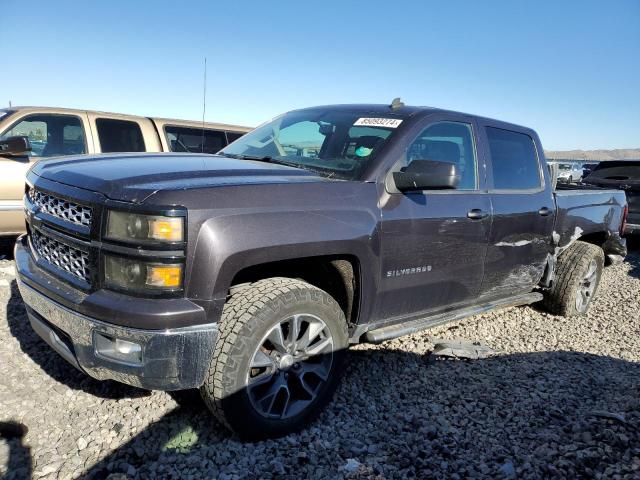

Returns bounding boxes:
[0,236,17,261]
[0,421,31,480]
[626,236,640,252]
[625,239,640,279]
[7,280,148,400]
[626,251,640,279]
[69,349,640,479]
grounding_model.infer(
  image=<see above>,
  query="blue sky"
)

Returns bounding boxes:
[1,0,638,150]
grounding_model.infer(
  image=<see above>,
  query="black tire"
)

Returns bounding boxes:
[200,277,348,440]
[542,241,604,316]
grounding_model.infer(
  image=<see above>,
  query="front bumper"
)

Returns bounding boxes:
[625,216,640,235]
[15,238,217,391]
[624,211,640,235]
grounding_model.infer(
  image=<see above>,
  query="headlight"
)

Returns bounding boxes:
[104,255,183,291]
[106,211,184,243]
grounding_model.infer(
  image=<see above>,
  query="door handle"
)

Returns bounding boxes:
[538,207,552,216]
[467,209,489,220]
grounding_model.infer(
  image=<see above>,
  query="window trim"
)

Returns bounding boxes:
[483,126,546,194]
[95,117,147,153]
[224,130,245,145]
[0,113,88,158]
[163,124,228,154]
[388,119,481,194]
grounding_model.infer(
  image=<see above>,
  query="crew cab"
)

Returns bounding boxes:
[14,102,627,439]
[0,106,250,237]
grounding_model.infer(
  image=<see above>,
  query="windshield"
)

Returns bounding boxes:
[220,108,404,180]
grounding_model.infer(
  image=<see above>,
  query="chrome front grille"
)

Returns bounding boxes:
[31,229,91,283]
[28,188,92,227]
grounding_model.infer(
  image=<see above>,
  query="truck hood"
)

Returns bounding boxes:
[30,153,325,203]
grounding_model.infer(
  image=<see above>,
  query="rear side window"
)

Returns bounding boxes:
[0,114,86,157]
[96,118,145,153]
[165,126,226,154]
[486,127,541,190]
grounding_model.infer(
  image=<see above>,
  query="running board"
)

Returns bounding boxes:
[364,292,543,344]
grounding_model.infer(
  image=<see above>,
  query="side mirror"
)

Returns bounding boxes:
[0,136,31,157]
[393,159,460,191]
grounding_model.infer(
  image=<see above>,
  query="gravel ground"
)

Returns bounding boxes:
[1,245,639,479]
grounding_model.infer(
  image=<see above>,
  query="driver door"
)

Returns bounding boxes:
[374,114,492,322]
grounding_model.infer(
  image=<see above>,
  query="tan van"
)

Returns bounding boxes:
[0,106,251,236]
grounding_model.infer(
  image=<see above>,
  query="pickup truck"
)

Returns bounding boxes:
[582,160,639,235]
[14,102,628,440]
[0,106,250,237]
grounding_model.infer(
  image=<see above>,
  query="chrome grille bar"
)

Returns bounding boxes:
[28,189,92,227]
[31,228,91,283]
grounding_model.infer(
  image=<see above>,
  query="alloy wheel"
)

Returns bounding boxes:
[245,314,334,419]
[576,259,598,313]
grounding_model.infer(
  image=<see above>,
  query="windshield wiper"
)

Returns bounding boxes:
[222,153,272,162]
[222,153,304,169]
[221,152,341,179]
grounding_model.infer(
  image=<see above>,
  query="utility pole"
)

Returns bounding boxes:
[201,57,207,153]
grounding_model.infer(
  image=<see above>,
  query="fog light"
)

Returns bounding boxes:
[95,333,143,365]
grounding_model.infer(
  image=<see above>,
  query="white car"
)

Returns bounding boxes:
[557,163,583,184]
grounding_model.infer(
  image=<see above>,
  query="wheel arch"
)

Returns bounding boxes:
[229,255,362,327]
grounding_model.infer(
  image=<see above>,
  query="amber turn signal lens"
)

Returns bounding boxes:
[149,218,183,242]
[146,265,182,288]
[105,211,184,243]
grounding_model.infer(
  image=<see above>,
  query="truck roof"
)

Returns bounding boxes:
[292,103,537,135]
[4,106,252,132]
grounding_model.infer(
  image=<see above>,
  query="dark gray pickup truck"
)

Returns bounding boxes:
[14,103,628,439]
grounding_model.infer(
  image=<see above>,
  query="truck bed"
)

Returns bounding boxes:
[553,185,627,255]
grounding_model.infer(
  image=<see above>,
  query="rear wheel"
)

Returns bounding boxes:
[542,241,604,316]
[200,277,348,440]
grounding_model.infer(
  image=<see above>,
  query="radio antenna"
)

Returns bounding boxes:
[201,57,207,153]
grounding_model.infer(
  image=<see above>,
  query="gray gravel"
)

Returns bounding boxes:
[1,248,639,479]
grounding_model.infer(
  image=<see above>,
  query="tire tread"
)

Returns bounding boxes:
[542,241,604,316]
[200,277,347,433]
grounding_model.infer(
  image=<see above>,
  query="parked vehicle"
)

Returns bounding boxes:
[0,106,250,236]
[582,161,600,177]
[583,160,640,235]
[556,162,584,184]
[14,102,627,439]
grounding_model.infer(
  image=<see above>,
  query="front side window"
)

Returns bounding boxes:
[220,109,404,180]
[486,127,541,190]
[0,114,86,157]
[96,118,145,153]
[165,126,227,154]
[406,121,477,190]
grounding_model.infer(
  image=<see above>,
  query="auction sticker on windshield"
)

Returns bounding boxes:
[354,118,403,128]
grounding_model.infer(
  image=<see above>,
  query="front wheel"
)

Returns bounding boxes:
[200,277,348,440]
[542,241,604,316]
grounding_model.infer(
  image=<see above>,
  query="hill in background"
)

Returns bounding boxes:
[544,148,640,161]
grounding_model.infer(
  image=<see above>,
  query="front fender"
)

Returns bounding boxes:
[187,207,381,322]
